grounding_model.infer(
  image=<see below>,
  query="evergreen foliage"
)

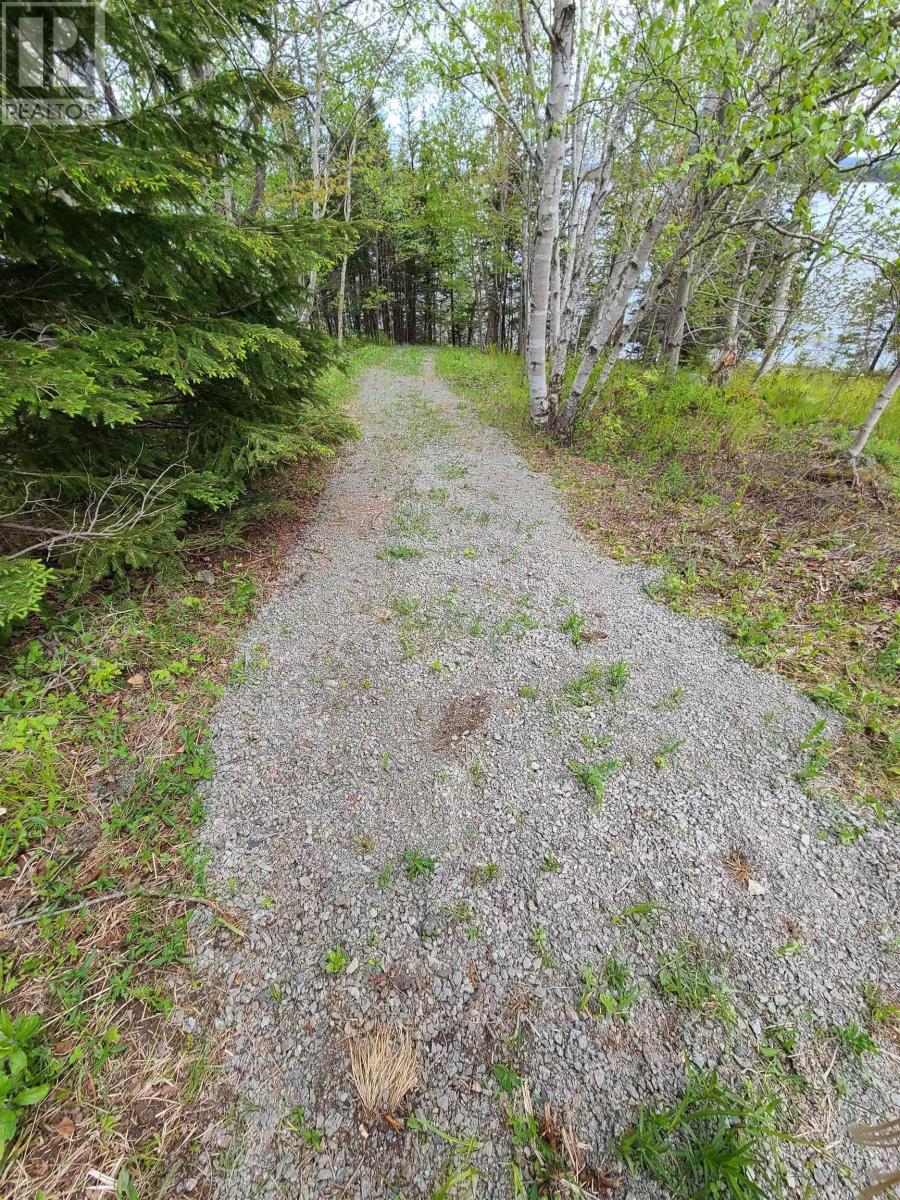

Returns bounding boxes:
[0,0,353,628]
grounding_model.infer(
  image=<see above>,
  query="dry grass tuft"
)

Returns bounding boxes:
[349,1024,419,1120]
[722,847,753,887]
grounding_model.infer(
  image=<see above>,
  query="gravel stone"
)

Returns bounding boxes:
[193,359,896,1199]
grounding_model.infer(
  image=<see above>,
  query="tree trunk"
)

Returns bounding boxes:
[525,0,576,427]
[547,98,629,415]
[335,134,357,348]
[870,316,896,371]
[662,262,691,370]
[710,231,758,381]
[848,359,900,459]
[554,182,684,436]
[755,252,797,378]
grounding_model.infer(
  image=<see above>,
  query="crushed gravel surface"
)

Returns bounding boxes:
[190,357,897,1199]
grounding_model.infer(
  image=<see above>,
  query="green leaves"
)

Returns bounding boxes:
[0,1009,57,1160]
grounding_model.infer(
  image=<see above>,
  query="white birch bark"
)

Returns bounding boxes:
[525,0,576,426]
[335,132,357,347]
[662,261,691,370]
[848,359,900,459]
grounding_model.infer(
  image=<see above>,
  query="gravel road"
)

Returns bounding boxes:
[190,356,897,1199]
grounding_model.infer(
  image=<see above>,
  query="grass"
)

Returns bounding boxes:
[620,1069,789,1199]
[349,1024,418,1120]
[0,345,369,1195]
[560,660,629,708]
[657,942,736,1026]
[578,957,639,1020]
[568,758,621,808]
[436,346,899,812]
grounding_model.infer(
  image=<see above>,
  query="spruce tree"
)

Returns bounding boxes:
[0,0,352,627]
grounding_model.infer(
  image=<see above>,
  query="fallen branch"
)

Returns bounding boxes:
[3,888,245,937]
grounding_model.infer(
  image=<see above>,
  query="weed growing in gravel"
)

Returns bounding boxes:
[407,1115,482,1191]
[391,505,433,538]
[496,1070,617,1198]
[355,835,375,854]
[495,595,540,640]
[468,759,487,789]
[390,594,422,617]
[561,662,605,707]
[398,393,453,447]
[529,925,555,969]
[722,847,754,887]
[831,1021,879,1059]
[471,861,500,886]
[568,758,621,808]
[578,957,639,1020]
[864,982,900,1037]
[518,685,537,700]
[580,731,612,751]
[620,1069,788,1200]
[428,486,450,504]
[654,738,685,769]
[559,610,586,645]
[379,543,425,563]
[378,863,396,891]
[463,546,478,560]
[324,946,349,973]
[443,901,474,924]
[442,460,469,479]
[402,848,437,881]
[607,660,630,696]
[612,899,666,938]
[561,660,630,708]
[541,851,562,873]
[758,1025,805,1090]
[654,686,685,710]
[795,718,833,791]
[284,1105,324,1151]
[657,943,736,1026]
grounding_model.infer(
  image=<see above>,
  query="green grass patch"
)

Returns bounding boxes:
[620,1069,791,1199]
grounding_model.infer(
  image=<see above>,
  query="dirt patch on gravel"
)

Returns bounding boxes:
[431,693,491,750]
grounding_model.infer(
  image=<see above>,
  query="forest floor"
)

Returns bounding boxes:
[189,350,897,1199]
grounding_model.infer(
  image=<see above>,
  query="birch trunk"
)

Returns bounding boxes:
[848,359,900,459]
[335,133,357,348]
[662,262,691,370]
[547,97,630,414]
[554,181,684,435]
[710,231,758,381]
[525,0,576,427]
[755,251,796,378]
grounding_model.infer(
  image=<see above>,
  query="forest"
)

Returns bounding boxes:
[0,0,898,1197]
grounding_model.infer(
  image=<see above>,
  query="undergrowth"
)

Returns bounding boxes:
[436,346,898,813]
[0,346,368,1197]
